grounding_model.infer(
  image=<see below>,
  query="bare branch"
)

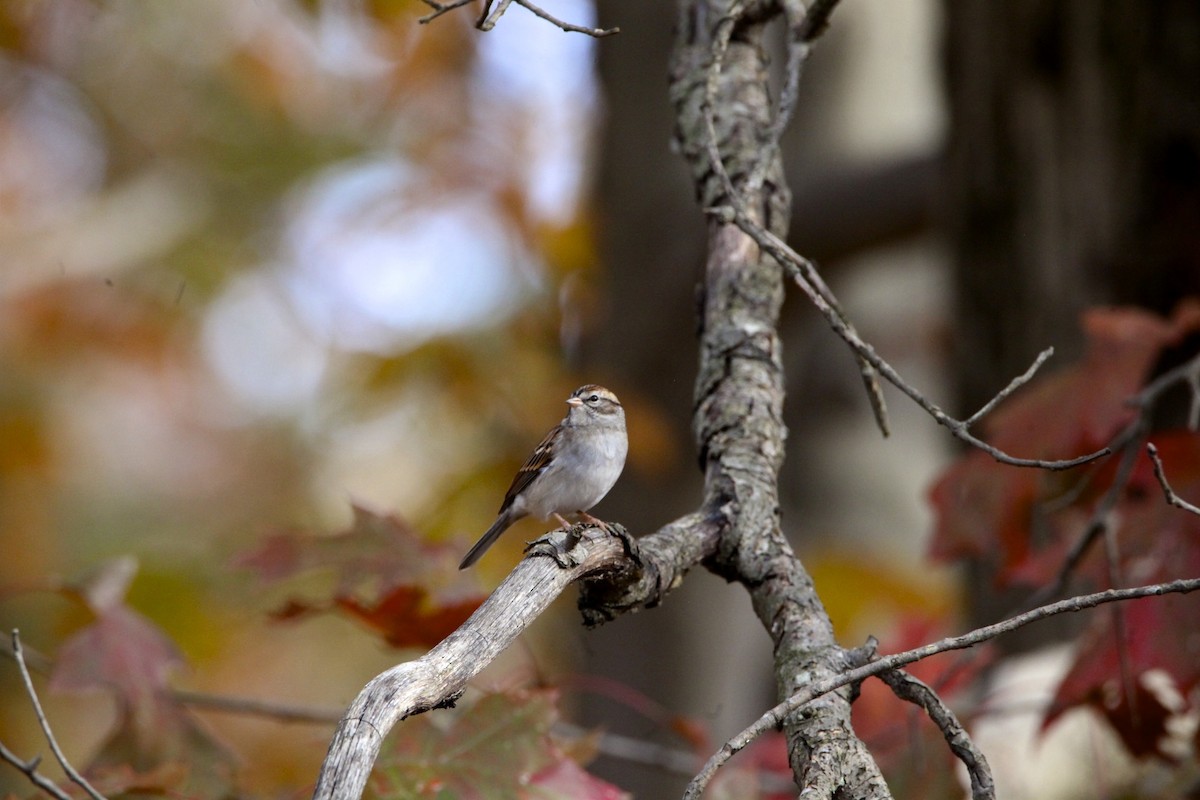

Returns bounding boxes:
[963,347,1054,428]
[311,519,708,800]
[1148,442,1200,516]
[0,741,74,800]
[420,0,616,36]
[173,690,343,725]
[1027,419,1147,608]
[1131,351,1200,431]
[513,0,619,37]
[476,0,514,30]
[728,220,1109,470]
[684,578,1200,799]
[876,669,994,800]
[9,630,107,800]
[418,0,473,25]
[795,0,842,41]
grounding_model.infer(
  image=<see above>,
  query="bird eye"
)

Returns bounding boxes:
[588,394,600,403]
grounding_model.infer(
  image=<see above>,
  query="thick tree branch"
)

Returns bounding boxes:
[311,518,712,800]
[672,0,889,796]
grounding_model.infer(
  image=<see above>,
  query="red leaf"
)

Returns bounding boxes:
[47,562,238,796]
[49,605,183,704]
[984,305,1199,458]
[529,759,629,800]
[1045,585,1200,758]
[236,502,487,648]
[334,587,481,649]
[928,303,1200,587]
[928,451,1041,565]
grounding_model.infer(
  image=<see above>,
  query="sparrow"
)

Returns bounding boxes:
[459,384,627,569]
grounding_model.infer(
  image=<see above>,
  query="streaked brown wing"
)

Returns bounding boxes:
[498,426,558,512]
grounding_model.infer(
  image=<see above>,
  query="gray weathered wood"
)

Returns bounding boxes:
[311,523,654,800]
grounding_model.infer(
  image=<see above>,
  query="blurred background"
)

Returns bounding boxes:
[2,0,1198,797]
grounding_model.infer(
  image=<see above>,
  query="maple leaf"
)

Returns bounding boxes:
[46,558,238,797]
[929,303,1200,587]
[235,502,486,649]
[369,689,627,800]
[1044,524,1200,759]
[334,588,484,649]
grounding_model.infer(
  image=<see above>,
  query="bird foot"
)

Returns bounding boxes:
[578,511,609,530]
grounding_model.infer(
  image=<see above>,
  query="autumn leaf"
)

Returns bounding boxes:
[334,587,483,649]
[929,303,1200,587]
[1044,523,1200,759]
[369,689,627,800]
[236,501,485,648]
[47,559,238,797]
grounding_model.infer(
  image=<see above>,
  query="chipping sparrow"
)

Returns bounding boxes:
[458,384,627,569]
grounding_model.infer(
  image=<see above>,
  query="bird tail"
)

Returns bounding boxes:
[458,510,517,569]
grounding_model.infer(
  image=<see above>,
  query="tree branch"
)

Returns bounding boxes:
[1148,442,1200,516]
[418,0,618,37]
[674,0,890,795]
[0,741,74,800]
[7,630,107,800]
[311,518,711,800]
[684,577,1200,798]
[876,669,994,800]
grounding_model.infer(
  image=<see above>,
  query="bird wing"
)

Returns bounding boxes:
[498,426,558,513]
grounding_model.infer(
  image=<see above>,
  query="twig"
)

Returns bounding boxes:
[476,0,514,30]
[1131,351,1200,431]
[418,0,473,25]
[1027,419,1147,609]
[698,1,1105,466]
[422,0,617,36]
[10,630,107,800]
[963,347,1054,427]
[795,0,841,41]
[172,690,344,725]
[1148,442,1200,516]
[683,577,1200,799]
[513,0,619,36]
[0,741,74,800]
[744,220,1107,470]
[876,669,994,800]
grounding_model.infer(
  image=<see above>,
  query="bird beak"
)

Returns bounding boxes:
[567,397,583,407]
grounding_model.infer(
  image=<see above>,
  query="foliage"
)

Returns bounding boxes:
[930,302,1200,770]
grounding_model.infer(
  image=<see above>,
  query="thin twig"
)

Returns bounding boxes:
[418,0,473,25]
[876,669,994,800]
[1027,419,1147,608]
[1131,351,1200,431]
[1148,442,1200,516]
[10,630,107,800]
[735,220,1108,470]
[963,347,1054,427]
[514,0,619,36]
[0,741,73,800]
[795,0,841,41]
[172,690,343,725]
[683,577,1200,799]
